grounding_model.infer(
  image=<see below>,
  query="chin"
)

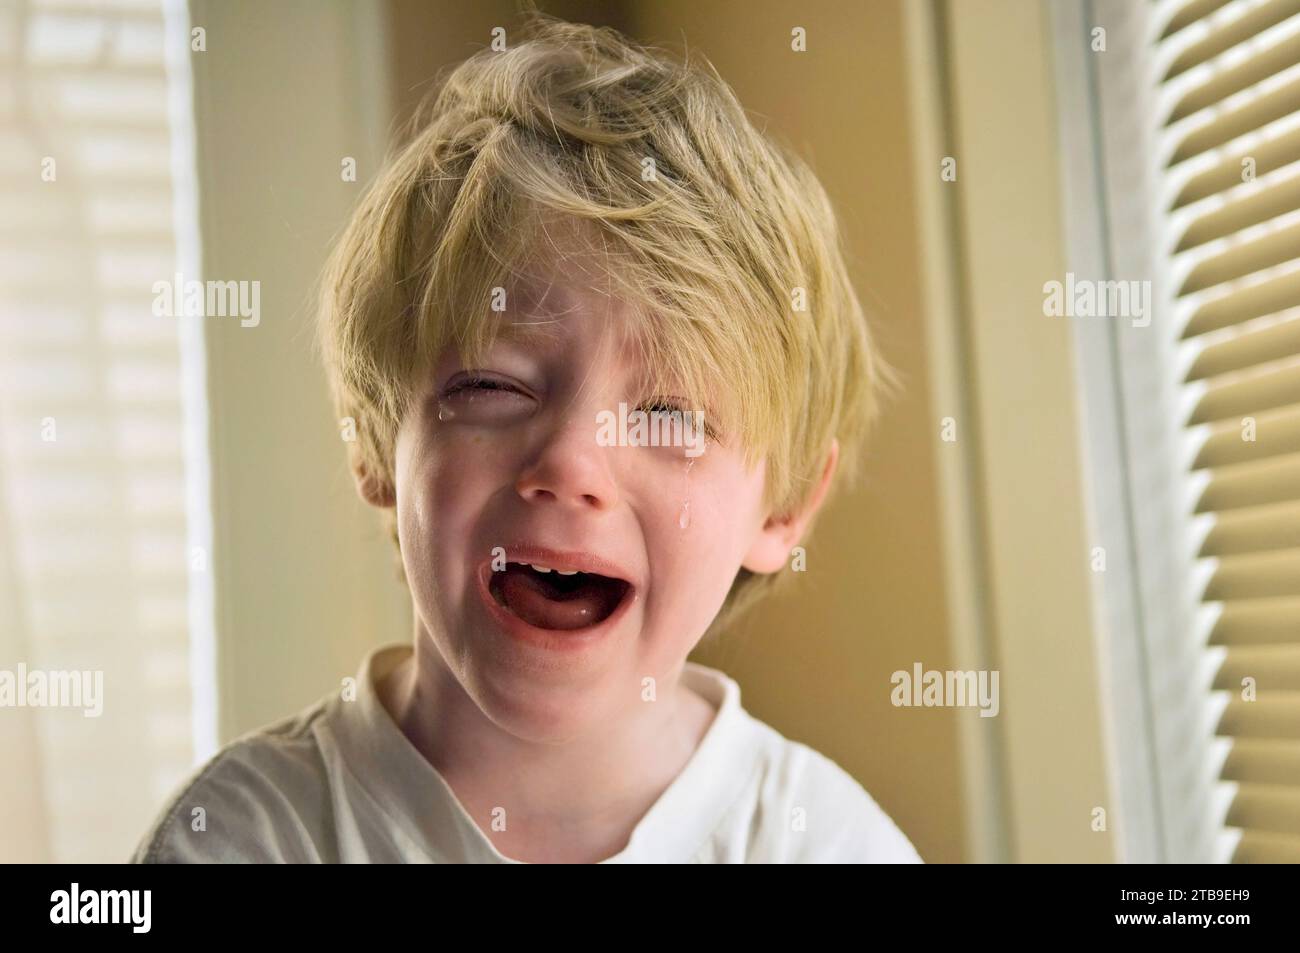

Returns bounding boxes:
[466,656,621,745]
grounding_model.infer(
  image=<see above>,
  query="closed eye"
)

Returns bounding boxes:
[436,373,536,426]
[639,398,719,441]
[444,375,521,396]
[641,400,685,419]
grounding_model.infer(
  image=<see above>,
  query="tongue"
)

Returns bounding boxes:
[497,567,621,630]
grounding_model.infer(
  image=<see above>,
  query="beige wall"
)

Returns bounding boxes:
[940,0,1114,862]
[190,0,411,741]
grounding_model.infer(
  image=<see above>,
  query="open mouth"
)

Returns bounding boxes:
[487,561,632,631]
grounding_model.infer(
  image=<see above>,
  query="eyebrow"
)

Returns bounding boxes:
[472,318,567,363]
[488,289,626,350]
[507,274,587,318]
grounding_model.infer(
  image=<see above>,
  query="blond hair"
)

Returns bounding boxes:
[317,12,895,635]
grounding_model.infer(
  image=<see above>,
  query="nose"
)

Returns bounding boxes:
[515,417,619,512]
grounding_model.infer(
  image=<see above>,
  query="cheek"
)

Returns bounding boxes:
[398,421,509,521]
[395,427,502,603]
[641,455,765,627]
[686,452,765,546]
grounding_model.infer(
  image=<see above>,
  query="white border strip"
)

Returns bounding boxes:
[163,0,218,763]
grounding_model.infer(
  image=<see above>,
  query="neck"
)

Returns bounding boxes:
[379,623,716,853]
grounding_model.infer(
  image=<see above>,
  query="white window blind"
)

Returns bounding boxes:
[1054,0,1300,861]
[0,0,213,862]
[1158,0,1300,862]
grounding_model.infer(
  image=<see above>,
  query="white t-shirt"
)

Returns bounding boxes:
[130,643,922,863]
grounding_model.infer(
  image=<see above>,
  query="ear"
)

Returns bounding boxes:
[741,439,839,574]
[352,455,396,509]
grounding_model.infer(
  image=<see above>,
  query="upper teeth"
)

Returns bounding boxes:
[521,562,577,575]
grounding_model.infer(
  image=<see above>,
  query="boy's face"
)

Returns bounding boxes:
[378,251,833,743]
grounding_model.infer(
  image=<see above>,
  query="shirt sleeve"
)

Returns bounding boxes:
[778,742,925,864]
[129,743,326,864]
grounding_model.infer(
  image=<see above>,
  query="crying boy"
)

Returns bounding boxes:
[131,13,921,865]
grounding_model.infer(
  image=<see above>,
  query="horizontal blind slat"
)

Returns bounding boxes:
[1196,452,1300,513]
[1210,596,1300,644]
[1198,497,1300,552]
[1187,359,1300,422]
[1231,829,1300,861]
[1221,738,1300,784]
[1182,265,1300,335]
[1175,174,1300,251]
[1167,75,1300,166]
[1167,29,1300,124]
[1194,402,1300,468]
[1214,646,1300,688]
[1163,0,1300,81]
[1170,125,1300,210]
[1162,0,1236,41]
[1224,784,1300,835]
[1187,313,1300,378]
[1177,219,1300,295]
[1202,547,1300,598]
[1216,697,1300,738]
